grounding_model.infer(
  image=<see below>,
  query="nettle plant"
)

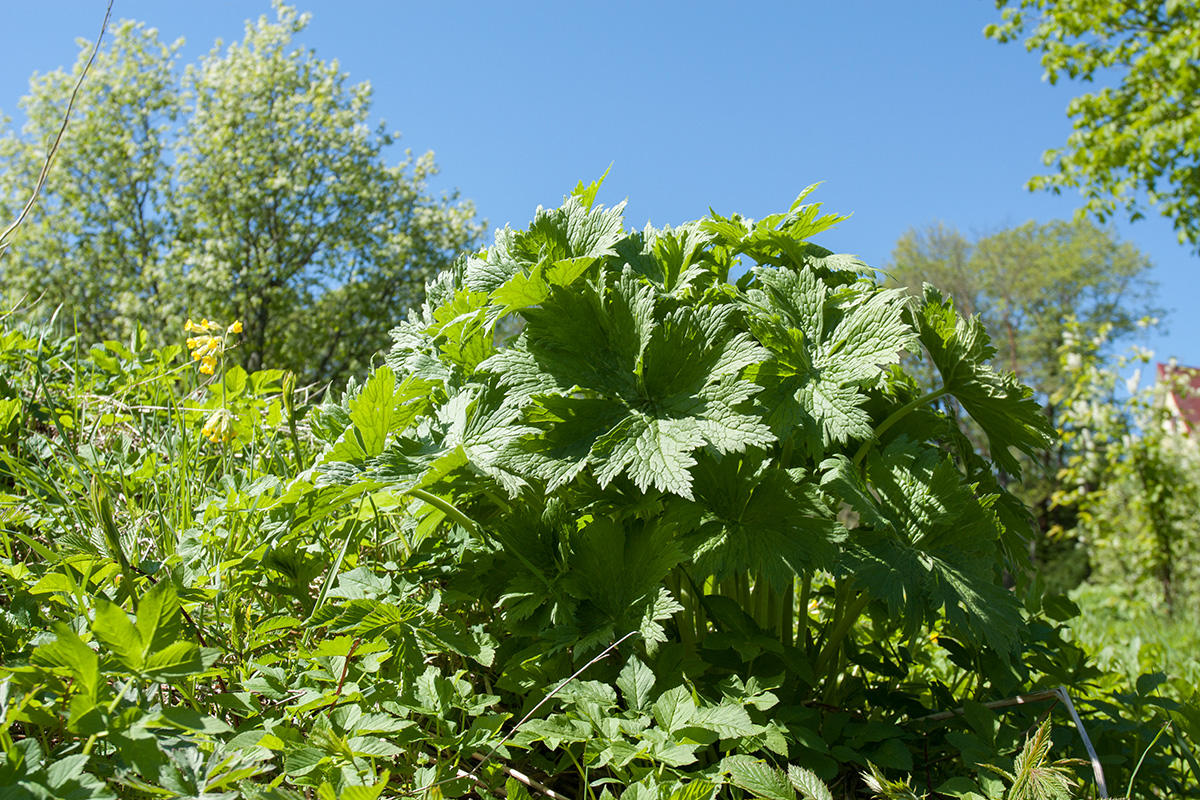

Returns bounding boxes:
[310,181,1056,789]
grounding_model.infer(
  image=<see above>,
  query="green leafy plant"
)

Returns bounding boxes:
[303,178,1068,792]
[4,180,1195,799]
[980,720,1086,800]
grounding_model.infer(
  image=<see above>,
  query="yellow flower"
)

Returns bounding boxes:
[185,316,242,373]
[190,336,220,359]
[201,408,236,444]
[185,318,222,334]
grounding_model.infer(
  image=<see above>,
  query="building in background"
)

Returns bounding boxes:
[1158,361,1200,435]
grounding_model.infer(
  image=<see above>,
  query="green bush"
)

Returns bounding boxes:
[1,185,1196,799]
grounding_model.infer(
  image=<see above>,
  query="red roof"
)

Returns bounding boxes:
[1158,362,1200,433]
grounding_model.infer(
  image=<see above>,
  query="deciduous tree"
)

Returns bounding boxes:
[0,3,483,385]
[889,218,1158,398]
[0,20,182,342]
[987,0,1200,251]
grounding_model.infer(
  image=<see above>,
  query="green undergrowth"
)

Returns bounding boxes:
[1,184,1197,798]
[1066,583,1200,687]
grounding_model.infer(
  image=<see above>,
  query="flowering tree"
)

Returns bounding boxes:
[0,4,483,384]
[1056,329,1200,615]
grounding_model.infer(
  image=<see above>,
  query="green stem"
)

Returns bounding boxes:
[767,584,780,640]
[1127,722,1171,797]
[853,386,950,465]
[679,568,710,643]
[813,591,871,681]
[82,675,135,756]
[674,570,695,655]
[403,488,483,538]
[754,574,771,629]
[287,415,305,471]
[482,489,513,515]
[721,578,737,602]
[796,573,816,647]
[780,578,794,647]
[403,487,555,591]
[308,514,361,627]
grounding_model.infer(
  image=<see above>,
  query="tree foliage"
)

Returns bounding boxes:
[887,218,1158,399]
[987,0,1200,250]
[1056,332,1200,616]
[0,4,483,384]
[0,20,181,341]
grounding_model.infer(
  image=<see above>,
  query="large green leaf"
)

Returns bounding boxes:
[825,440,1025,651]
[684,451,844,590]
[617,656,656,713]
[30,623,100,697]
[135,579,183,658]
[723,755,795,800]
[743,266,915,459]
[92,598,145,674]
[564,514,685,649]
[347,366,397,457]
[487,274,772,498]
[915,285,1054,476]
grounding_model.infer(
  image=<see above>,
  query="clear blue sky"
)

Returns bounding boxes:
[2,1,1196,370]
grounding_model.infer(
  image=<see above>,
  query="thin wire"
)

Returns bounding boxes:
[0,0,114,254]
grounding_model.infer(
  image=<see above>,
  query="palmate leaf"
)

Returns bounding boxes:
[520,195,627,266]
[982,719,1086,800]
[465,191,626,295]
[384,270,472,383]
[486,272,773,498]
[328,382,534,499]
[315,366,440,472]
[489,255,599,319]
[915,285,1054,477]
[743,266,916,459]
[485,271,653,402]
[703,184,849,270]
[566,514,685,636]
[426,285,496,373]
[823,440,1024,651]
[87,581,205,678]
[615,222,719,295]
[683,451,844,591]
[591,413,706,498]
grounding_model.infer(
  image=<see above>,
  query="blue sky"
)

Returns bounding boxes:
[2,1,1196,370]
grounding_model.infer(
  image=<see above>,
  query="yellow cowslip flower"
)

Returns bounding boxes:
[185,318,222,334]
[201,408,236,444]
[185,317,242,374]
